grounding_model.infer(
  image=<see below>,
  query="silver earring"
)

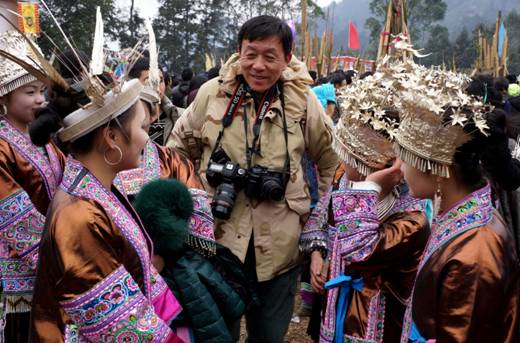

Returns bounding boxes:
[104,145,123,166]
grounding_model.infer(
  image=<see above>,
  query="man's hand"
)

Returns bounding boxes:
[310,250,326,293]
[366,159,403,197]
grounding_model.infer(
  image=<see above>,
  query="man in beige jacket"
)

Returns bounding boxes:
[169,15,338,342]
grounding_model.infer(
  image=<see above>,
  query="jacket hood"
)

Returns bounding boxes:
[218,53,313,119]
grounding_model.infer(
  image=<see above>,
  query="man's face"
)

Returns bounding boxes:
[138,70,149,85]
[239,36,291,93]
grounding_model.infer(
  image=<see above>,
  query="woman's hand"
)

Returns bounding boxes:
[310,250,326,293]
[366,159,403,197]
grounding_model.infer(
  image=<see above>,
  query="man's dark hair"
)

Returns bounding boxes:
[129,58,150,79]
[316,77,328,86]
[506,74,519,84]
[207,66,220,80]
[57,49,90,79]
[163,72,172,86]
[181,68,193,82]
[309,70,317,82]
[238,15,293,56]
[495,77,509,93]
[345,69,357,85]
[329,72,345,87]
[359,71,373,80]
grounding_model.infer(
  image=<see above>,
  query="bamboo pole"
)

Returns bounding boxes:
[377,0,394,60]
[326,30,333,75]
[317,32,326,77]
[301,0,308,61]
[305,31,311,69]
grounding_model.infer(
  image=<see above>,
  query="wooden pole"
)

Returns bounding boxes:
[301,0,308,60]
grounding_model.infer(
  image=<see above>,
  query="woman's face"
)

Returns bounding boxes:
[401,161,436,199]
[117,101,150,171]
[159,71,166,99]
[1,81,46,125]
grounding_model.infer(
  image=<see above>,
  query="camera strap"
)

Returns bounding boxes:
[211,79,290,182]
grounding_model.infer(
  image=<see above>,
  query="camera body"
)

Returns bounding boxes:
[206,161,247,220]
[206,150,288,219]
[245,165,287,202]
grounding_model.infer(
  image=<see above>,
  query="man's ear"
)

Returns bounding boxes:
[285,53,292,64]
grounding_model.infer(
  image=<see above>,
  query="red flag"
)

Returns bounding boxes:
[348,21,360,50]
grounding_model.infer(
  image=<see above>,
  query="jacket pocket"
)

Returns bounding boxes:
[285,176,311,217]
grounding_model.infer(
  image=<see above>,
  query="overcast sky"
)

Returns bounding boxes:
[118,0,336,20]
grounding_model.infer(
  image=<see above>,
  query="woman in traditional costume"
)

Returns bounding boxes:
[29,75,184,341]
[0,30,65,342]
[394,65,520,343]
[300,55,430,343]
[114,22,200,199]
[114,69,201,199]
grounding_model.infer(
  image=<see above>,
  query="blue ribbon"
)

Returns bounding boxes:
[325,273,364,343]
[409,322,427,343]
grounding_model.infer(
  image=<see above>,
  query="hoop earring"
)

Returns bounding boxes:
[0,104,7,116]
[104,145,123,166]
[433,177,442,218]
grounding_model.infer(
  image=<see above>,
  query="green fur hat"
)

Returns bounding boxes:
[133,179,193,255]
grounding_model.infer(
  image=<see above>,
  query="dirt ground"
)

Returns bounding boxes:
[238,287,315,343]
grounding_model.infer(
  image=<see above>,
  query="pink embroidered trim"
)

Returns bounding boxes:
[114,141,161,196]
[61,265,172,342]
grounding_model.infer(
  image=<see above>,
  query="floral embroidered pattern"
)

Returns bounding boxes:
[0,190,45,303]
[64,324,82,343]
[300,189,332,255]
[399,184,493,343]
[0,190,45,262]
[0,258,36,294]
[188,189,216,256]
[61,265,171,342]
[114,141,161,196]
[0,118,62,198]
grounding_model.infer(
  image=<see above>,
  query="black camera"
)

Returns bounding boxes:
[206,161,247,220]
[245,166,288,201]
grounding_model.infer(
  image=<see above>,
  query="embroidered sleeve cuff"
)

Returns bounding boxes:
[350,181,382,193]
[60,265,173,342]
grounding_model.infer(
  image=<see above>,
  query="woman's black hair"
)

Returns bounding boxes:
[466,73,503,107]
[451,108,509,190]
[29,86,90,148]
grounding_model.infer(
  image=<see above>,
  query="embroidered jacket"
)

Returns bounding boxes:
[400,184,520,343]
[301,169,429,343]
[0,117,64,315]
[30,159,183,342]
[114,140,201,200]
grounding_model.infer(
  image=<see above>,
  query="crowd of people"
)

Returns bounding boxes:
[0,10,520,343]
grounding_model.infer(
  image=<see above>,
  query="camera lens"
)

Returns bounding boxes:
[262,178,284,201]
[211,183,237,220]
